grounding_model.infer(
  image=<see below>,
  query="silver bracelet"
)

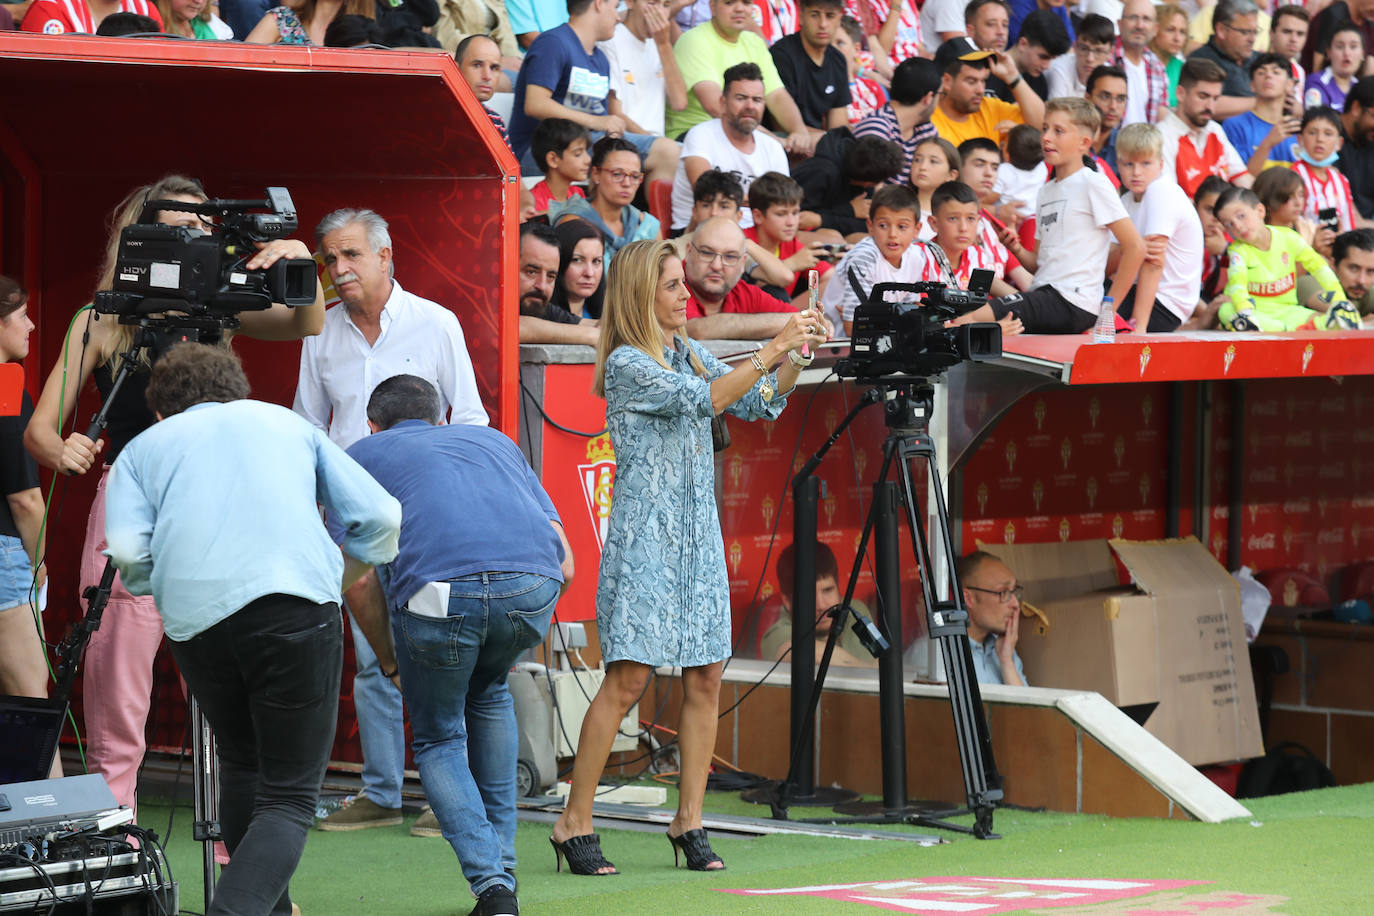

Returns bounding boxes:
[749,350,770,375]
[788,348,815,369]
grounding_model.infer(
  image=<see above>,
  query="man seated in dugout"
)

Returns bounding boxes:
[756,541,877,668]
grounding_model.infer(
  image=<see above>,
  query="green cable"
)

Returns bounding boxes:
[26,305,97,775]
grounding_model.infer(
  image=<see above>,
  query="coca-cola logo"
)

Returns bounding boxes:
[1317,529,1344,545]
[1249,467,1278,484]
[1248,533,1276,550]
[1318,465,1344,479]
[1282,500,1311,515]
[1284,432,1312,448]
[1250,400,1279,417]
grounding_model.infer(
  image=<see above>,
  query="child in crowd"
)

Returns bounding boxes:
[745,172,834,303]
[529,118,590,213]
[1114,123,1204,332]
[1253,166,1330,257]
[956,138,1034,291]
[925,181,1023,298]
[1304,23,1362,111]
[1291,107,1360,235]
[678,169,796,289]
[910,137,961,242]
[1185,176,1233,330]
[821,183,931,336]
[954,98,1144,335]
[1152,3,1189,106]
[833,15,887,125]
[1212,186,1360,331]
[994,125,1047,221]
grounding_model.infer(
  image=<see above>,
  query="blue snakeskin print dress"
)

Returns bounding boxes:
[596,338,788,667]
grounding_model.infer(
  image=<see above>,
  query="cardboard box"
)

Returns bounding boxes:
[990,537,1263,766]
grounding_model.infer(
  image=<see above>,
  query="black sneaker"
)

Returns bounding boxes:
[469,886,518,916]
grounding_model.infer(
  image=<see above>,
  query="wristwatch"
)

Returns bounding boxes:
[788,348,815,369]
[1007,75,1022,90]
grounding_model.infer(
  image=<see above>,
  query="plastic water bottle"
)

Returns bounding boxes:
[1092,296,1116,343]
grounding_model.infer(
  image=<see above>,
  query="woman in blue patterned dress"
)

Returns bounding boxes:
[549,239,831,875]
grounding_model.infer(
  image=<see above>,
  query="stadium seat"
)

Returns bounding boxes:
[1336,560,1374,602]
[648,179,672,239]
[1255,568,1330,609]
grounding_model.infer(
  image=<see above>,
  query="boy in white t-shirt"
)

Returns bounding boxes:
[1114,122,1204,332]
[821,184,931,336]
[955,98,1145,334]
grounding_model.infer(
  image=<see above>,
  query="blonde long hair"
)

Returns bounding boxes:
[94,175,208,366]
[593,239,704,398]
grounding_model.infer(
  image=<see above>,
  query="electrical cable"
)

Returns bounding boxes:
[518,377,605,438]
[25,304,102,777]
[0,849,59,915]
[722,369,836,673]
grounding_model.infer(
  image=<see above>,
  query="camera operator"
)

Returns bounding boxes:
[22,174,326,816]
[104,342,400,916]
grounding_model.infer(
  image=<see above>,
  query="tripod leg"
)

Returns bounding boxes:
[191,698,222,911]
[872,479,909,811]
[892,438,1002,834]
[921,449,1003,800]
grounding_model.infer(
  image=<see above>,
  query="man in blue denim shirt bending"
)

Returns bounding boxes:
[338,374,572,916]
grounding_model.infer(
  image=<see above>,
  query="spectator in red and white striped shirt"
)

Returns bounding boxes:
[1292,106,1364,234]
[924,181,1030,298]
[21,0,163,33]
[833,14,888,125]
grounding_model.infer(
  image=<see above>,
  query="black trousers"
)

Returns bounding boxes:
[170,594,343,916]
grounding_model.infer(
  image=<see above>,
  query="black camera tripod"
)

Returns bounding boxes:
[51,315,237,912]
[763,378,1003,839]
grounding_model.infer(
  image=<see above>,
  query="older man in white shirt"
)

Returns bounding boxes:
[294,206,487,834]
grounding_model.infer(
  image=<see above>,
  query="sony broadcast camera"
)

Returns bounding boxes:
[834,269,1003,380]
[93,188,317,320]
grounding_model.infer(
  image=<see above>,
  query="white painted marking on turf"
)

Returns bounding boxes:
[853,897,992,911]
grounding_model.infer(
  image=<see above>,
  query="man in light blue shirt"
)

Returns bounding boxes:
[105,343,401,916]
[958,550,1028,686]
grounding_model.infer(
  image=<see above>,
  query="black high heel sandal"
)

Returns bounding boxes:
[549,834,619,876]
[667,828,726,871]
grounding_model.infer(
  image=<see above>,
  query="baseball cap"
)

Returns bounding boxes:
[934,38,996,74]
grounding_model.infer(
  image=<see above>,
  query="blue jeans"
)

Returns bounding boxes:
[393,572,559,897]
[347,611,406,810]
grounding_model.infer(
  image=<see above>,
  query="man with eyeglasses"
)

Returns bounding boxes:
[1188,0,1262,120]
[1112,0,1169,125]
[683,217,830,340]
[670,62,791,233]
[1045,14,1115,101]
[957,550,1026,687]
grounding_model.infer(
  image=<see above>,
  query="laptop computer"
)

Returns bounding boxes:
[0,695,64,785]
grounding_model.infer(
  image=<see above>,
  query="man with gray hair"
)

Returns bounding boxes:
[1112,0,1169,125]
[1188,0,1263,119]
[295,207,487,834]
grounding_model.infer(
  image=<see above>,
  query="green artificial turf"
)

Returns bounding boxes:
[140,781,1374,915]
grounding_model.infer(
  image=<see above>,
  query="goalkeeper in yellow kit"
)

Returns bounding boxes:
[1212,187,1362,331]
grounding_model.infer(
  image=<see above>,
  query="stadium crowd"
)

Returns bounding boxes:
[8,2,1374,912]
[10,0,1374,335]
